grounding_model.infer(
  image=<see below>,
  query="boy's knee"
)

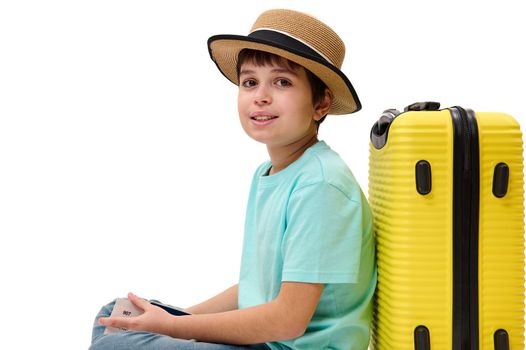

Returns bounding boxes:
[91,331,177,350]
[90,332,128,350]
[91,300,118,344]
[95,299,117,318]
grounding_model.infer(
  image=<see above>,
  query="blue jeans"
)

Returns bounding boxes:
[90,300,272,350]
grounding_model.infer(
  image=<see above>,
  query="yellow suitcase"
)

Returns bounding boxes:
[368,102,524,350]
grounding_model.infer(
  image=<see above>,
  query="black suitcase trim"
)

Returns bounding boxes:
[450,107,480,350]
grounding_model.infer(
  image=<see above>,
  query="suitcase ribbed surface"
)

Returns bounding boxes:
[369,110,454,349]
[477,112,524,349]
[369,110,525,350]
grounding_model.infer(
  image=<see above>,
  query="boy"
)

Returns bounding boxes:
[90,8,376,350]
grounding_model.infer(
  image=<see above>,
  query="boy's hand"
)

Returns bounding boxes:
[98,292,173,336]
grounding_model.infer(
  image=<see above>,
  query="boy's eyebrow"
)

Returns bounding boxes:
[239,67,299,77]
[271,67,299,76]
[239,68,255,76]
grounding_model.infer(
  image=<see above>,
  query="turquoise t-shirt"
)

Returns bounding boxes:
[239,141,377,350]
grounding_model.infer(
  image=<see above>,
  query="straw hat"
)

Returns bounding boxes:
[207,9,361,115]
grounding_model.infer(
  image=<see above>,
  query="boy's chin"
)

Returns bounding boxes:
[242,131,273,145]
[251,137,273,146]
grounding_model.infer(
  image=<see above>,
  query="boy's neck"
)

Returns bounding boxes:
[266,134,319,175]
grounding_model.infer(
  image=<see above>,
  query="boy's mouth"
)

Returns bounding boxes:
[250,115,278,121]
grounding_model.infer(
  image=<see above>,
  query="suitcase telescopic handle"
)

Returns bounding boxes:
[371,102,440,149]
[404,101,441,111]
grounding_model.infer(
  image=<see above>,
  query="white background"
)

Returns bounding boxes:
[1,0,525,348]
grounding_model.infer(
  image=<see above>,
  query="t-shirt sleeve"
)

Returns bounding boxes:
[281,181,363,284]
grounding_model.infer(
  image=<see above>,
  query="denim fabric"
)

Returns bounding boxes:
[90,300,271,350]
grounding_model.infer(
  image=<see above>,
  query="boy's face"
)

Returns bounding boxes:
[237,59,325,149]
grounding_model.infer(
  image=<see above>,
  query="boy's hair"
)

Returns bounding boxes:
[237,49,328,127]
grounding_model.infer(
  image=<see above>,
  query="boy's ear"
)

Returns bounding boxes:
[313,89,333,121]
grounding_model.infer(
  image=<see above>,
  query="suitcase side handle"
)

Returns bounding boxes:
[370,109,400,149]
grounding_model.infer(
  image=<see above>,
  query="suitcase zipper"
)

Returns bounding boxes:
[450,107,480,350]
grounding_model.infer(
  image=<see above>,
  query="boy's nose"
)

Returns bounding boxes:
[254,86,271,105]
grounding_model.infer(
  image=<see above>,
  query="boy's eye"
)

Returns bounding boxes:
[275,78,292,87]
[241,79,257,88]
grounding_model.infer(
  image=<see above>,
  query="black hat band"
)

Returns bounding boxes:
[248,30,333,67]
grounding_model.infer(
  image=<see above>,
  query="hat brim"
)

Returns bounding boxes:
[208,34,361,115]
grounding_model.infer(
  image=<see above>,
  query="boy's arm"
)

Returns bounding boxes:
[100,282,323,344]
[170,282,323,344]
[185,284,239,314]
